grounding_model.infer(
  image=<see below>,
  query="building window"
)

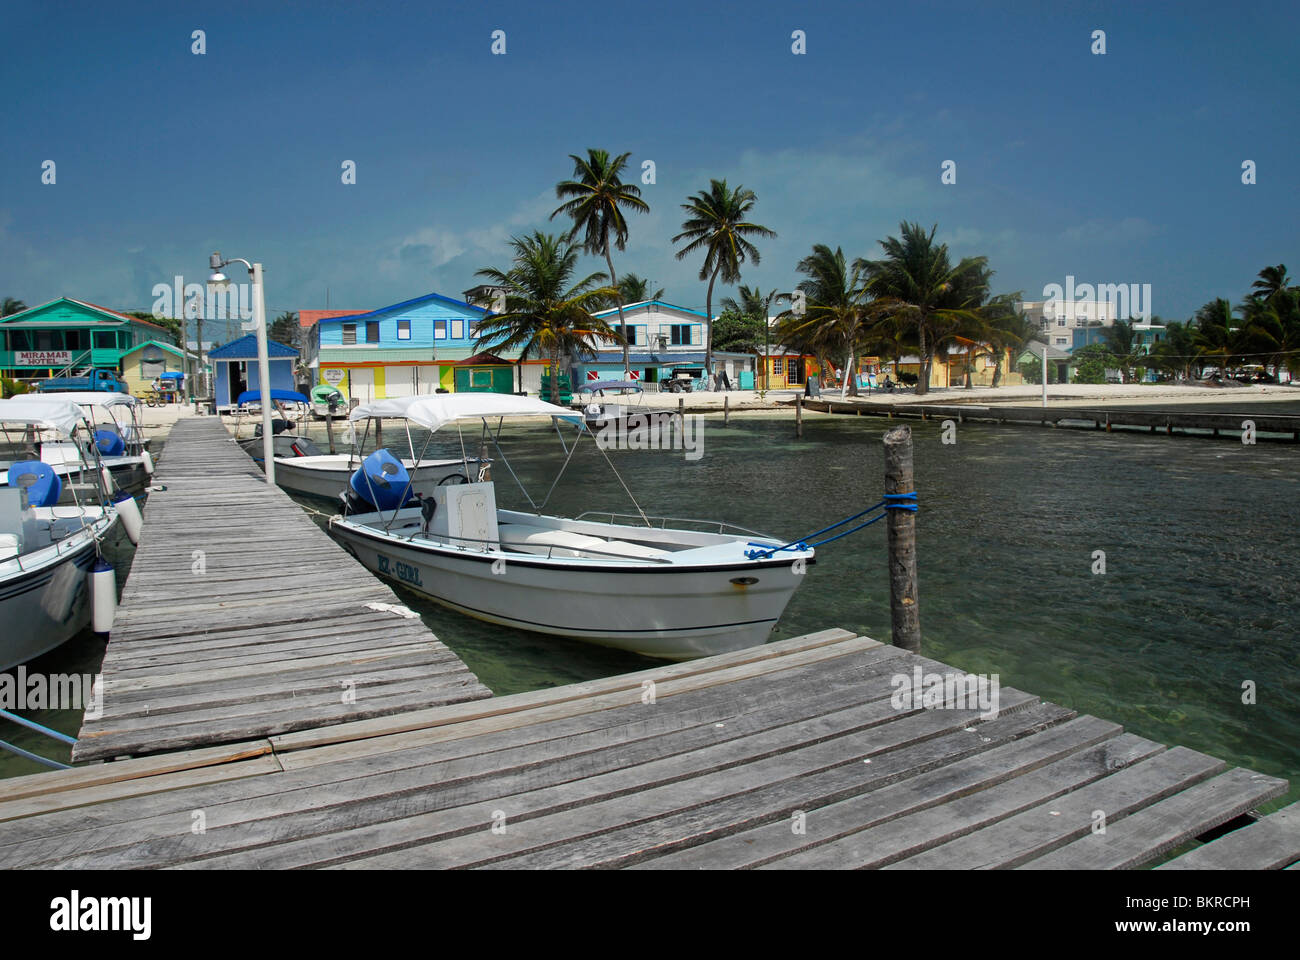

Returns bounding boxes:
[1055,338,1068,346]
[669,324,692,345]
[434,320,447,339]
[366,322,380,343]
[614,324,638,346]
[450,319,465,339]
[468,320,480,340]
[1057,319,1066,327]
[397,320,411,340]
[342,323,357,345]
[772,357,784,376]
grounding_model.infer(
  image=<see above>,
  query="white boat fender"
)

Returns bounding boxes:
[100,464,115,494]
[92,558,117,633]
[142,449,155,475]
[112,491,143,545]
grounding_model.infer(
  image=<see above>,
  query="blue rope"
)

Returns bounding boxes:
[745,490,918,559]
[0,739,71,770]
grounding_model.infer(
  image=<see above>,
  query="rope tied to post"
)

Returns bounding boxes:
[744,490,918,559]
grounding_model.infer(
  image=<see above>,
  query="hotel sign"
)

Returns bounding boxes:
[16,350,72,367]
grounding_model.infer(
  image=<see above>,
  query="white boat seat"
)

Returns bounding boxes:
[0,533,19,562]
[498,523,669,560]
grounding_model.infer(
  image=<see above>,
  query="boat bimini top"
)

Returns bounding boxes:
[349,393,577,432]
[0,397,91,438]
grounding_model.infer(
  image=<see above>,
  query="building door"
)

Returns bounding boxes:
[788,358,806,386]
[384,366,417,397]
[347,366,375,403]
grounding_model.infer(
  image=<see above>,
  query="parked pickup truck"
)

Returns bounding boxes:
[36,369,129,394]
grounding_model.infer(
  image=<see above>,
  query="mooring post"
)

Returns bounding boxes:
[724,394,729,425]
[678,396,685,430]
[325,409,336,455]
[375,417,383,450]
[883,425,920,653]
[796,394,803,438]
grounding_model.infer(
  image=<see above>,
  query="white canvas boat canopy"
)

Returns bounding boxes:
[0,397,88,437]
[44,392,139,410]
[350,393,577,432]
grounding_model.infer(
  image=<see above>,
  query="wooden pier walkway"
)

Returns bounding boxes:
[797,397,1300,441]
[71,416,491,764]
[4,628,1292,869]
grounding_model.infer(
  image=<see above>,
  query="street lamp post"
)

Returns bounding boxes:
[208,252,275,485]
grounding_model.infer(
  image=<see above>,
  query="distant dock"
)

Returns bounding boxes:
[71,417,491,763]
[795,397,1300,441]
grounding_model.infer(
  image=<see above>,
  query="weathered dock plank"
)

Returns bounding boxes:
[2,628,1286,870]
[1155,802,1300,869]
[72,416,491,763]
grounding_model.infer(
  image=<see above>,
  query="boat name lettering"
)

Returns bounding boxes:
[377,554,423,587]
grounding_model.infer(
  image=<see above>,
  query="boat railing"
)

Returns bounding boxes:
[574,511,772,538]
[0,707,77,769]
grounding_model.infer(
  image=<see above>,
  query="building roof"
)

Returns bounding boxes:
[299,308,368,329]
[591,299,709,320]
[0,297,170,333]
[207,333,298,360]
[455,352,511,366]
[318,291,488,324]
[122,339,194,360]
[1019,340,1073,361]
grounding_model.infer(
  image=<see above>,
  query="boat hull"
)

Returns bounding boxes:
[329,515,808,660]
[0,515,115,670]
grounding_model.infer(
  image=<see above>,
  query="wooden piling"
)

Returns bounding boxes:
[724,394,729,424]
[883,425,920,654]
[795,395,803,438]
[375,417,383,449]
[324,411,336,455]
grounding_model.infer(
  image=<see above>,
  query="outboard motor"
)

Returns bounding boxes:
[348,448,415,511]
[7,461,62,507]
[94,428,126,457]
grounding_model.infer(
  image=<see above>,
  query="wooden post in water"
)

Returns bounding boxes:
[795,394,803,438]
[883,425,920,653]
[724,394,729,424]
[325,410,336,455]
[678,396,685,432]
[375,417,383,450]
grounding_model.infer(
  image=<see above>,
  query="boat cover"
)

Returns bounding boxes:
[235,389,311,406]
[0,397,88,436]
[349,393,576,432]
[7,461,63,507]
[43,392,139,410]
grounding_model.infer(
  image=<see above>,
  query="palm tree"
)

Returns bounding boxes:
[672,179,777,381]
[551,150,649,377]
[721,286,782,390]
[1250,263,1291,302]
[473,232,619,404]
[981,296,1034,387]
[1103,320,1144,382]
[778,245,872,396]
[1193,298,1238,378]
[1146,320,1200,380]
[858,223,988,395]
[1,297,26,318]
[611,273,664,306]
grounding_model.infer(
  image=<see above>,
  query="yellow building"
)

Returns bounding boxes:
[119,340,197,396]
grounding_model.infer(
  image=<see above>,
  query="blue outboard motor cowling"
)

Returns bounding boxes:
[8,461,62,507]
[94,428,125,456]
[349,449,415,511]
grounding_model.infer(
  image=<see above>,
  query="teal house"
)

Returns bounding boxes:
[0,298,171,380]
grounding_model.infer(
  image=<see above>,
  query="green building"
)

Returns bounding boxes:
[0,298,171,380]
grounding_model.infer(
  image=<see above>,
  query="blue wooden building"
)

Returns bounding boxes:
[209,334,299,411]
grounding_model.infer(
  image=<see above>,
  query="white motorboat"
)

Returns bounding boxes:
[0,397,120,671]
[233,389,485,501]
[329,393,813,660]
[574,379,677,436]
[0,392,150,500]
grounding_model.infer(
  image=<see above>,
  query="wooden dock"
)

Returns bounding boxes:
[71,416,491,764]
[797,398,1300,440]
[3,628,1292,869]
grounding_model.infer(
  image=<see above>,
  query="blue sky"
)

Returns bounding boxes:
[1,0,1296,333]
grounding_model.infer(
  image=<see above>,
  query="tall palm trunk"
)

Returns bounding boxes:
[704,266,719,382]
[605,248,630,376]
[550,344,560,404]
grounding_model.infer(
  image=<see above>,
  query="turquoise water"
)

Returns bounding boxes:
[3,414,1296,817]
